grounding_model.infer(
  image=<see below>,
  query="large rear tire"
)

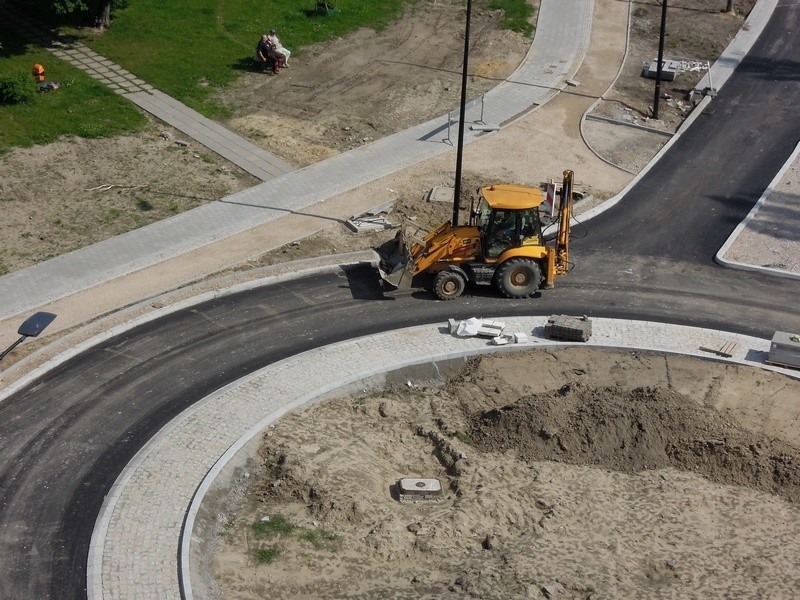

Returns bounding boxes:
[434,270,466,300]
[496,259,541,298]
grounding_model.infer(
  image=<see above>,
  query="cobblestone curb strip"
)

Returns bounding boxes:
[85,317,798,599]
[715,140,800,281]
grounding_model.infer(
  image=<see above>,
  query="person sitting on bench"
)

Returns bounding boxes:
[255,34,272,72]
[266,29,291,71]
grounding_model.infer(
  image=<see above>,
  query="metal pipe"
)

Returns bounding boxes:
[452,0,472,227]
[652,0,668,120]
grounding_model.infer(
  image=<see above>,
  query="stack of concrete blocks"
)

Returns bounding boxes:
[545,314,592,342]
[476,320,505,338]
[767,331,800,370]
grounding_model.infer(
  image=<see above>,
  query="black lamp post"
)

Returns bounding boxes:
[0,312,57,362]
[652,0,668,120]
[452,0,473,227]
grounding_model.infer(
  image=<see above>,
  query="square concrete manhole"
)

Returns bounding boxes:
[396,477,443,502]
[427,187,454,203]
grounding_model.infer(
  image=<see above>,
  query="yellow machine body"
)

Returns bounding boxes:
[377,171,574,299]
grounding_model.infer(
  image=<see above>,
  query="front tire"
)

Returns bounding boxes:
[434,270,466,300]
[496,259,541,298]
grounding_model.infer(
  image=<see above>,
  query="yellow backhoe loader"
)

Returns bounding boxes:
[376,170,575,300]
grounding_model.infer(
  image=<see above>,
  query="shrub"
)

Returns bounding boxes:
[0,74,37,105]
[251,515,296,537]
[254,547,281,563]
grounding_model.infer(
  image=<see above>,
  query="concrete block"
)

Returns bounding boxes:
[477,322,505,337]
[397,478,443,502]
[767,331,800,369]
[491,336,509,346]
[513,332,528,344]
[545,314,592,342]
[448,318,459,334]
[641,58,679,81]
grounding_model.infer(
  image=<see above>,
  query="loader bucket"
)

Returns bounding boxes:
[375,232,416,290]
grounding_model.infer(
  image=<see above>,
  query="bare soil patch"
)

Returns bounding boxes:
[0,125,259,274]
[216,1,531,167]
[211,347,800,599]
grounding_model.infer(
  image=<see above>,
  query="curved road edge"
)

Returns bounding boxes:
[576,0,781,220]
[0,256,375,405]
[715,140,800,281]
[86,313,799,598]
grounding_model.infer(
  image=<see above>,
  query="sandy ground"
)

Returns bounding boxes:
[211,347,800,599]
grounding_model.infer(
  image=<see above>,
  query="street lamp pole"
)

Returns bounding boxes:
[652,0,668,120]
[452,0,472,227]
[0,311,57,363]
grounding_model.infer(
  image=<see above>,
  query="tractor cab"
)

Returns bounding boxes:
[471,184,545,259]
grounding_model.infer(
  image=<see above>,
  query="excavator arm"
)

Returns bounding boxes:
[554,169,574,276]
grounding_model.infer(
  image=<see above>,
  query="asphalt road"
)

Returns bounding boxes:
[0,2,799,598]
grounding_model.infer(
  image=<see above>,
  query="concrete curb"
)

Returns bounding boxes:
[176,321,800,598]
[578,0,638,175]
[715,140,800,281]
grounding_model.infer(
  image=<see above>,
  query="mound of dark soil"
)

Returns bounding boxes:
[470,382,800,502]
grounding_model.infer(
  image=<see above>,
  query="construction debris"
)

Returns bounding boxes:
[699,340,739,358]
[448,318,530,345]
[545,314,592,342]
[449,317,506,338]
[346,201,394,233]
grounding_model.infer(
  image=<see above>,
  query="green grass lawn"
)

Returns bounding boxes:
[83,0,533,117]
[0,24,147,153]
[82,0,422,118]
[1,0,532,151]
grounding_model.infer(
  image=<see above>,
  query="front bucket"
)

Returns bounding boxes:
[375,235,414,290]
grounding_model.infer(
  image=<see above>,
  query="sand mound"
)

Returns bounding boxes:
[471,382,800,502]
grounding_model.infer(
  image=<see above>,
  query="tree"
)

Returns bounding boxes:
[98,1,111,28]
[52,0,89,14]
[39,0,124,27]
[725,0,735,12]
